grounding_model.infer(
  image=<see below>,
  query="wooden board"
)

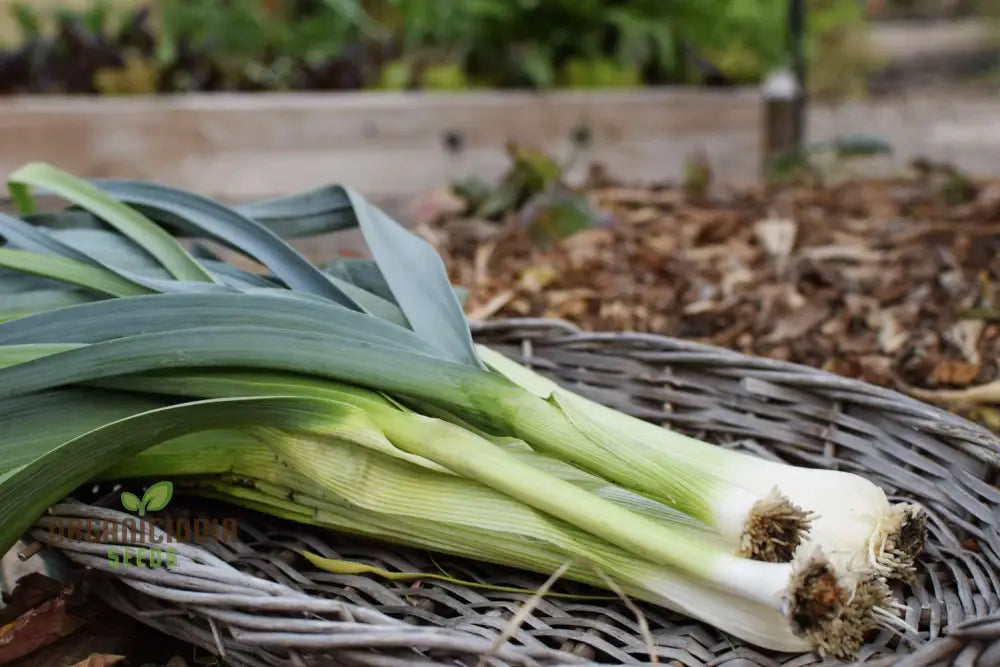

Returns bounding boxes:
[0,89,763,206]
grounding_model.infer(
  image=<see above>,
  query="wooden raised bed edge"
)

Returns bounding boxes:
[0,88,764,210]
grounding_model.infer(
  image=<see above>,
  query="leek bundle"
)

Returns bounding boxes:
[0,162,923,658]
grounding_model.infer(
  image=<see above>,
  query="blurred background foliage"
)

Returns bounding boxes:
[0,0,873,96]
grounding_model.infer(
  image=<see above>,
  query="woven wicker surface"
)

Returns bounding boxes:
[28,318,1000,666]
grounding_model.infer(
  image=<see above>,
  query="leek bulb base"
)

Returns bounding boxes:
[740,487,814,562]
[804,570,895,659]
[786,550,848,637]
[871,503,927,582]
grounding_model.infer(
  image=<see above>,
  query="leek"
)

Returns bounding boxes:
[476,344,927,579]
[100,416,890,657]
[0,163,919,658]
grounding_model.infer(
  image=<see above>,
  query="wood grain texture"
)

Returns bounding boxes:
[0,89,763,203]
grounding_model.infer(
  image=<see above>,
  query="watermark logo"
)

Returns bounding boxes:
[46,480,239,570]
[119,480,173,516]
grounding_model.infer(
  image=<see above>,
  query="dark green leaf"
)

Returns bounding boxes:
[0,388,169,473]
[234,186,357,238]
[0,395,376,554]
[199,260,277,289]
[321,258,397,303]
[324,275,409,327]
[47,229,169,277]
[24,210,105,232]
[0,326,512,430]
[38,230,258,291]
[8,163,214,283]
[0,248,154,297]
[0,215,190,294]
[344,188,481,367]
[0,293,441,357]
[91,179,360,308]
[0,270,66,294]
[0,290,99,321]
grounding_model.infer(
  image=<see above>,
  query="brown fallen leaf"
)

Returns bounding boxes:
[753,218,797,262]
[876,311,909,355]
[761,304,831,344]
[947,319,985,364]
[961,538,982,553]
[799,244,883,263]
[473,241,497,286]
[560,229,615,267]
[0,574,66,627]
[969,407,1000,431]
[0,596,86,664]
[930,359,981,386]
[466,290,516,321]
[70,654,125,667]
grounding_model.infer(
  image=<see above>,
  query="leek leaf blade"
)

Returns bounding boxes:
[0,293,444,358]
[8,163,213,283]
[0,326,505,428]
[91,179,360,308]
[233,185,357,238]
[0,217,234,294]
[344,187,480,367]
[0,289,99,319]
[0,388,170,472]
[0,395,361,554]
[0,248,154,297]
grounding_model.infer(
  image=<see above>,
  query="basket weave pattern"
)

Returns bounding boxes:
[33,319,1000,666]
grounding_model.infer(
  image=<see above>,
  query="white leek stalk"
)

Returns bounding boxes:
[475,344,926,577]
[107,428,893,658]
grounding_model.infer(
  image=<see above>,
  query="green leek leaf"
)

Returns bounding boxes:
[233,184,357,238]
[344,188,481,367]
[0,289,98,318]
[0,326,511,429]
[8,163,213,283]
[0,388,170,473]
[0,395,365,553]
[0,248,153,297]
[0,293,441,357]
[92,179,360,308]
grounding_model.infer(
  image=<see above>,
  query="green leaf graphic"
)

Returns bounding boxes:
[120,491,140,512]
[141,481,173,513]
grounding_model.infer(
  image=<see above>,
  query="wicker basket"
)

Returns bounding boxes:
[21,318,1000,666]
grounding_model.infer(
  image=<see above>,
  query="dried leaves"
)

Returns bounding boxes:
[69,654,125,667]
[0,575,86,664]
[430,168,1000,428]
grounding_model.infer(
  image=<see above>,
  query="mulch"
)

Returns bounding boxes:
[421,162,1000,430]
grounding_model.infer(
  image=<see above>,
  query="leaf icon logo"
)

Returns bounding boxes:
[120,481,173,516]
[120,491,140,512]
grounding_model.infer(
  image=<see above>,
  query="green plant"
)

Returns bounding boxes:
[157,0,380,90]
[764,134,894,185]
[382,0,684,87]
[558,57,641,88]
[0,0,873,95]
[806,0,877,98]
[421,62,469,89]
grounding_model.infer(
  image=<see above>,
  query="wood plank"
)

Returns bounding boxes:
[0,89,763,203]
